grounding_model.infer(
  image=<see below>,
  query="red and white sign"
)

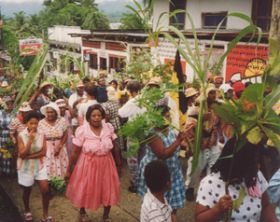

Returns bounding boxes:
[225,44,268,82]
[19,38,43,56]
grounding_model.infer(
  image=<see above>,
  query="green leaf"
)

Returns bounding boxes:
[233,186,246,210]
[246,127,262,144]
[265,86,280,112]
[261,126,280,152]
[212,103,240,125]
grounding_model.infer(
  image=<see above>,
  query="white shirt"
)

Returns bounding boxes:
[118,96,146,121]
[68,92,86,108]
[78,99,98,124]
[141,190,172,222]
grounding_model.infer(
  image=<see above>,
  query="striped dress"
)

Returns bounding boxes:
[137,128,186,210]
[17,128,45,175]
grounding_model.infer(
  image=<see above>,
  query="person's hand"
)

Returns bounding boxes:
[217,195,233,212]
[29,130,36,141]
[54,145,62,156]
[64,169,71,182]
[203,112,211,121]
[177,124,195,142]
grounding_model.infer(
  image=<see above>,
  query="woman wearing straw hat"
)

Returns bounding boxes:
[29,82,53,111]
[38,102,69,179]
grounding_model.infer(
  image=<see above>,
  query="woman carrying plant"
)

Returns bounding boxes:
[66,104,120,222]
[137,105,194,222]
[17,111,54,222]
[38,102,68,179]
[195,138,277,222]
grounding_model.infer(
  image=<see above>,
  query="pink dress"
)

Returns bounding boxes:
[38,118,69,179]
[66,122,120,210]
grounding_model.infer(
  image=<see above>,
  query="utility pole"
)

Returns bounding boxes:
[270,0,280,43]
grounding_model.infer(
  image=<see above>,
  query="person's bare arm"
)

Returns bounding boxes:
[195,195,232,222]
[26,136,46,159]
[261,192,278,222]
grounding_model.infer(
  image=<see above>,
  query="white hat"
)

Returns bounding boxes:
[19,102,32,112]
[55,99,67,108]
[40,102,60,117]
[219,84,233,93]
[1,81,8,88]
[206,85,217,95]
[185,87,199,98]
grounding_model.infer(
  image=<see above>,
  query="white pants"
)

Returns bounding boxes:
[185,143,222,189]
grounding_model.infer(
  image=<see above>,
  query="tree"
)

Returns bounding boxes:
[39,0,109,30]
[120,13,147,29]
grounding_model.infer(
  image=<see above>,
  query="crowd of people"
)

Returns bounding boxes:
[0,73,279,222]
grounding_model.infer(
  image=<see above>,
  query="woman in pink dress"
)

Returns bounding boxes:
[66,104,120,222]
[38,102,69,179]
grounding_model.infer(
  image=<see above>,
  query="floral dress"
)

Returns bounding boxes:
[137,128,186,210]
[38,117,69,179]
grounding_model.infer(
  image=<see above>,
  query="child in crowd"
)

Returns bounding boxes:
[17,111,54,222]
[140,160,172,222]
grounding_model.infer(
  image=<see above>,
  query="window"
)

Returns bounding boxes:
[169,0,186,29]
[89,54,97,69]
[109,56,126,71]
[252,0,272,32]
[100,58,107,70]
[202,12,227,29]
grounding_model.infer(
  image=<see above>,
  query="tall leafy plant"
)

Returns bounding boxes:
[164,12,262,175]
[14,45,49,112]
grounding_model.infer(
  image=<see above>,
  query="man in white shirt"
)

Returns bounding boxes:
[78,83,98,125]
[140,160,172,222]
[118,80,146,193]
[68,81,86,109]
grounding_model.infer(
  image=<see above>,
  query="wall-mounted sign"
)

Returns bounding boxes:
[19,38,43,56]
[225,44,268,82]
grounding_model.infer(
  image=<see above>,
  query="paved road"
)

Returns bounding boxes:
[0,185,23,222]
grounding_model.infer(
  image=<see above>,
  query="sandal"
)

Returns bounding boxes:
[40,216,55,222]
[80,213,89,222]
[102,218,112,222]
[24,212,33,221]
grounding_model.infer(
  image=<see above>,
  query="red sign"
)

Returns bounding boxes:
[19,39,43,56]
[225,44,268,82]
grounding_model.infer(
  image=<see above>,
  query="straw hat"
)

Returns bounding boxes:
[40,102,60,117]
[147,76,161,86]
[40,82,53,90]
[55,99,67,108]
[185,87,198,98]
[19,102,32,112]
[77,80,84,88]
[206,85,218,95]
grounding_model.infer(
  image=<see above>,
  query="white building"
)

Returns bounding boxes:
[48,26,90,75]
[152,0,271,83]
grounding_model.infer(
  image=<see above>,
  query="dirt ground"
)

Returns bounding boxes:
[0,161,195,222]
